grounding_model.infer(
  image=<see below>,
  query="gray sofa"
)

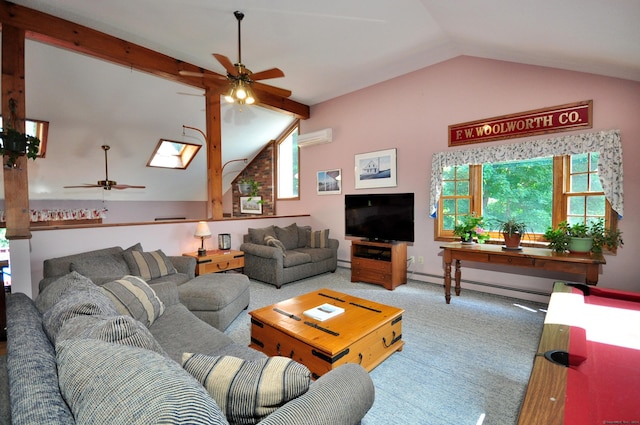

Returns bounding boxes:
[39,243,250,331]
[240,223,338,288]
[6,270,375,424]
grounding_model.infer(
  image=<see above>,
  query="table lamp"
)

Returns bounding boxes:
[194,221,212,256]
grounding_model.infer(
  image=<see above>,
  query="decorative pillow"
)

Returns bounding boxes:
[100,275,165,327]
[70,254,129,282]
[57,339,228,425]
[275,223,299,250]
[248,225,276,245]
[297,225,312,248]
[42,286,119,344]
[122,249,176,281]
[35,271,96,314]
[182,353,311,425]
[123,242,143,253]
[309,229,330,248]
[56,314,166,355]
[264,235,287,256]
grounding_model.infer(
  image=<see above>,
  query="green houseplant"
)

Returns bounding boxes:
[0,98,41,168]
[497,217,527,249]
[544,220,623,253]
[453,213,490,244]
[236,176,263,203]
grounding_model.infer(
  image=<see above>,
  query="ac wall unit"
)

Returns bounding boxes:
[298,128,332,147]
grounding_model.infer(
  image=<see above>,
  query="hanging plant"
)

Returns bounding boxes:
[0,98,41,168]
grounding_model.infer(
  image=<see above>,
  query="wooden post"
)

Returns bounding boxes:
[2,24,31,240]
[205,87,223,219]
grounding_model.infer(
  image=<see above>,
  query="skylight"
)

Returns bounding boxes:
[147,139,201,169]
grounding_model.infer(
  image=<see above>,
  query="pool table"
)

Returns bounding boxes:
[517,281,640,424]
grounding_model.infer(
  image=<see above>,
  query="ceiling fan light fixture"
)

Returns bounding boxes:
[225,80,255,105]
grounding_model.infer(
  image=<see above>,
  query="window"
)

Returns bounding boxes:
[0,116,49,157]
[276,122,299,199]
[437,153,613,243]
[147,139,201,169]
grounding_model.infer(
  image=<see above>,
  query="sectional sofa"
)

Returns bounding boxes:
[5,244,375,424]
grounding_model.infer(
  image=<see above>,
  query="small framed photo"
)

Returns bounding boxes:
[240,196,262,214]
[317,169,342,195]
[354,148,397,189]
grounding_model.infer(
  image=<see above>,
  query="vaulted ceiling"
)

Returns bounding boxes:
[2,0,639,203]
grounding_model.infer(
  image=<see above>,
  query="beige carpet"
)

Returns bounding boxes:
[225,267,547,425]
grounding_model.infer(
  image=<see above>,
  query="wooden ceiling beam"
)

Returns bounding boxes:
[0,1,309,118]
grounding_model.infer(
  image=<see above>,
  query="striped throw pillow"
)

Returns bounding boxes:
[123,249,176,281]
[182,353,311,425]
[57,339,228,425]
[309,229,330,248]
[101,275,165,327]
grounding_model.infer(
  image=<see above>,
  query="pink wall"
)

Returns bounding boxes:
[279,56,640,299]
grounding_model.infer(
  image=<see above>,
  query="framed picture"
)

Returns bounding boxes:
[317,169,342,195]
[354,148,397,189]
[240,196,262,214]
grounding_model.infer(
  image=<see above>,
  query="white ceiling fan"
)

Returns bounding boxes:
[64,145,146,190]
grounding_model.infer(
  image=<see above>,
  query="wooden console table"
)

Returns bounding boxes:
[439,243,605,304]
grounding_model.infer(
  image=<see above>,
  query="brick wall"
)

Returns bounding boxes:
[232,142,275,216]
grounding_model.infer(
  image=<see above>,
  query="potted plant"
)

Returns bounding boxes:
[236,176,264,203]
[237,176,260,197]
[543,225,571,253]
[497,217,527,249]
[453,213,490,244]
[0,98,41,168]
[544,220,623,254]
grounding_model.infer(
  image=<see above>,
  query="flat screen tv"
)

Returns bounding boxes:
[345,193,414,242]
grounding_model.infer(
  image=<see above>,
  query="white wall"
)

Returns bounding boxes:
[23,216,315,297]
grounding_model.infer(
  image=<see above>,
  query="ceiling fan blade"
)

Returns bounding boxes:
[213,53,239,77]
[253,81,292,98]
[63,184,102,188]
[179,70,227,81]
[111,184,146,190]
[250,68,285,81]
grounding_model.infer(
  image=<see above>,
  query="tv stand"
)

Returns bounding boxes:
[351,240,407,290]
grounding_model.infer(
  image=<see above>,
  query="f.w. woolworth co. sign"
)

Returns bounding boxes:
[448,100,592,146]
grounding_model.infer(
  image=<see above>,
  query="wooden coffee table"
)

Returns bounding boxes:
[249,288,404,378]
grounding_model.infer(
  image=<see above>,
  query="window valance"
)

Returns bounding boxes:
[429,129,624,217]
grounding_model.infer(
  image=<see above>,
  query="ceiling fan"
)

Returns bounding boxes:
[64,145,146,190]
[180,11,292,102]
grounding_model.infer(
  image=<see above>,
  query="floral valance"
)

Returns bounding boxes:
[429,129,624,217]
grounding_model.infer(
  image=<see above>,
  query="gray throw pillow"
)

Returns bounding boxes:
[35,271,96,314]
[297,225,312,248]
[56,314,166,355]
[42,286,118,344]
[57,339,228,425]
[275,223,299,250]
[100,275,165,327]
[182,353,311,425]
[248,225,276,245]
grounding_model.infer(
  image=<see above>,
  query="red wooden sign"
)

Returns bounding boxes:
[448,100,592,146]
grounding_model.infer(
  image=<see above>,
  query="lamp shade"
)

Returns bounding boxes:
[194,221,212,238]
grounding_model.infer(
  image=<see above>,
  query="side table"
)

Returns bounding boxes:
[182,249,245,276]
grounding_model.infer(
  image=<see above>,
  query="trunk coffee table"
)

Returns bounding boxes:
[249,288,404,378]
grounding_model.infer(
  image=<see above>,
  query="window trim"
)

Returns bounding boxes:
[275,120,300,200]
[430,129,623,218]
[434,155,618,248]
